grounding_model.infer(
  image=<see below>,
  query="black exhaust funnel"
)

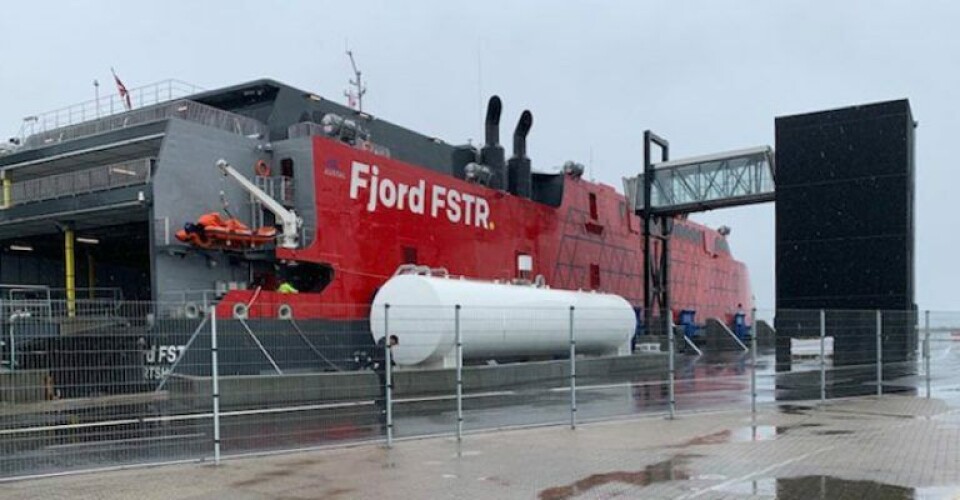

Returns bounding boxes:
[508,110,533,198]
[480,96,507,190]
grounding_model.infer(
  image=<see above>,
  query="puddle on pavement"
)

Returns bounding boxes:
[537,454,697,500]
[778,404,815,415]
[812,429,854,436]
[673,423,822,447]
[230,468,296,488]
[719,475,960,499]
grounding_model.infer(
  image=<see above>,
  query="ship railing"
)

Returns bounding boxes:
[25,288,122,317]
[253,175,296,208]
[0,285,54,321]
[0,287,123,322]
[9,158,152,206]
[16,80,202,146]
[45,287,124,303]
[288,121,392,157]
[19,98,267,150]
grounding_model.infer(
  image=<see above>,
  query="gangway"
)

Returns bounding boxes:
[623,131,776,337]
[624,146,775,216]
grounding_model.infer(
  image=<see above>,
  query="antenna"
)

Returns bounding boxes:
[344,49,367,112]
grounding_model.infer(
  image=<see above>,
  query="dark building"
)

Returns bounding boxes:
[775,100,916,371]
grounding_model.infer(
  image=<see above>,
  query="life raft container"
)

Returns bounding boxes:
[175,212,277,249]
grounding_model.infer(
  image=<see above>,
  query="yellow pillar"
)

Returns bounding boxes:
[2,173,12,209]
[65,229,76,317]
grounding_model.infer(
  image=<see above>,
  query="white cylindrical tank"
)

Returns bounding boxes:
[370,274,636,367]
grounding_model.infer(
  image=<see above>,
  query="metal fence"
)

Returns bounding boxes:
[21,99,267,150]
[17,80,203,147]
[0,301,954,480]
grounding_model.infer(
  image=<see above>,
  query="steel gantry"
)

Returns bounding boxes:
[624,132,776,335]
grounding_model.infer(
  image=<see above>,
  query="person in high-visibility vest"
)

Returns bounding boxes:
[277,282,299,294]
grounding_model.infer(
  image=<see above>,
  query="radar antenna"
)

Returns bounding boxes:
[344,49,367,112]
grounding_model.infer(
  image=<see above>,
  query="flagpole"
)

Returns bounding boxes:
[94,80,100,118]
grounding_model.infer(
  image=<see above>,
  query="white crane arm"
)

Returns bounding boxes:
[216,159,300,249]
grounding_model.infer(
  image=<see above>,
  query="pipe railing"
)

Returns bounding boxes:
[17,80,202,144]
[9,158,152,206]
[20,99,265,150]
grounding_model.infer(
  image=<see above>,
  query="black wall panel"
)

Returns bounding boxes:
[775,99,915,312]
[775,100,916,369]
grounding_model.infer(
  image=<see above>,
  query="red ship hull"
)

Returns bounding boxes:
[219,136,752,322]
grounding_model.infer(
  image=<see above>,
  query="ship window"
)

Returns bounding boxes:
[517,253,533,279]
[402,246,418,264]
[590,264,600,289]
[589,193,598,220]
[280,158,294,177]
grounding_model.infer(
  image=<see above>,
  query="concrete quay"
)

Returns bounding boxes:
[4,395,959,499]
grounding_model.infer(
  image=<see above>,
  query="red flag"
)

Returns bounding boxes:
[111,68,131,110]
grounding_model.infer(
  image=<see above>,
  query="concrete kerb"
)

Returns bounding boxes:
[168,353,669,410]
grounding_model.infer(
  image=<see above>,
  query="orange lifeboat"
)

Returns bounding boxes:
[175,212,277,249]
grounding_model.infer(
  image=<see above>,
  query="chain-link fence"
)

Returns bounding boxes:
[0,300,953,480]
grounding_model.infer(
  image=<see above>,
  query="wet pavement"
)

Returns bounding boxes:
[0,350,769,479]
[3,395,960,499]
[4,335,960,497]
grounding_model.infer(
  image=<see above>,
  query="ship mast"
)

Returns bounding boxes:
[344,50,367,112]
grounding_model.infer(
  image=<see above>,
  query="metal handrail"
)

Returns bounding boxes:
[21,99,266,150]
[18,80,202,142]
[9,158,152,205]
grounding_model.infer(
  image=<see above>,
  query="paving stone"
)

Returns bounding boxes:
[3,396,960,499]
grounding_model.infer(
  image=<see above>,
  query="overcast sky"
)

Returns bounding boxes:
[1,1,956,312]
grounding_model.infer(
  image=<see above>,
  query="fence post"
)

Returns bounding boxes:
[820,309,826,402]
[9,318,15,372]
[668,312,676,419]
[455,305,463,443]
[384,303,393,448]
[925,310,931,399]
[876,310,882,397]
[569,306,577,430]
[210,306,221,465]
[750,308,757,417]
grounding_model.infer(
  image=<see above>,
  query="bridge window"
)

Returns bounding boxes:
[589,193,598,220]
[590,264,600,289]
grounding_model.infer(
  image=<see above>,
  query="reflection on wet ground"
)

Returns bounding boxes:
[812,429,855,436]
[777,404,815,415]
[673,423,824,447]
[719,475,960,500]
[537,454,698,500]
